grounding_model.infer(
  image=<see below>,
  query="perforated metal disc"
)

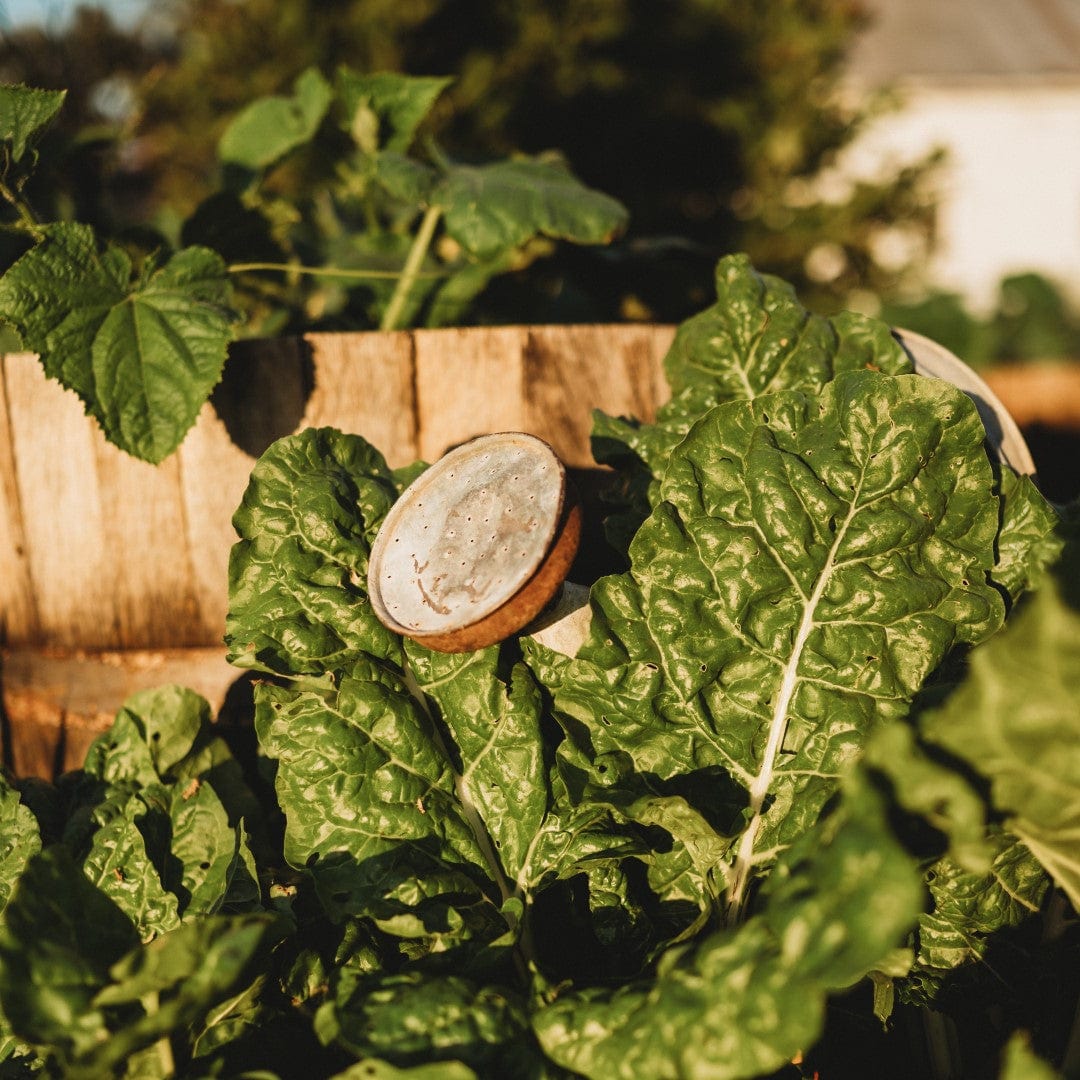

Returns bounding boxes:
[369,432,573,648]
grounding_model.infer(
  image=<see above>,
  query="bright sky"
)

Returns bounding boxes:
[0,0,150,29]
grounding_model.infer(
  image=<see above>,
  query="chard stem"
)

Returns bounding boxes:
[141,991,175,1076]
[724,489,862,926]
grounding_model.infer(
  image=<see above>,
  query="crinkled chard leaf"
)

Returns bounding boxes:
[918,539,1080,911]
[0,222,233,463]
[405,645,643,901]
[0,776,40,914]
[909,831,1048,998]
[81,794,182,941]
[535,370,1005,924]
[226,428,403,677]
[435,155,628,260]
[532,779,923,1080]
[591,253,914,548]
[992,468,1061,602]
[254,662,495,929]
[0,848,139,1062]
[664,253,913,411]
[318,971,544,1077]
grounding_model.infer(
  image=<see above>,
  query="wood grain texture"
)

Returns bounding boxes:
[0,326,676,778]
[0,357,38,642]
[1,646,242,778]
[0,327,673,649]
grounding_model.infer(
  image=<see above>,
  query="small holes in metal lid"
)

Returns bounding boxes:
[367,432,568,641]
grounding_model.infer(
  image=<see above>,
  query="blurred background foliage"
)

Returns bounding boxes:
[1,0,1079,358]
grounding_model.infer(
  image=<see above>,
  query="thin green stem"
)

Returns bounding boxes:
[0,178,44,239]
[380,204,443,332]
[227,260,446,282]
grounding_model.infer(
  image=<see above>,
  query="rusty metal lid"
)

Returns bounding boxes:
[368,432,581,653]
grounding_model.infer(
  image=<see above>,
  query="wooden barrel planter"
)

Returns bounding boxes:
[0,325,676,778]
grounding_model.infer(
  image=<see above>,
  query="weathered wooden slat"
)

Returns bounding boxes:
[0,359,38,642]
[1,646,242,778]
[302,330,419,467]
[0,326,676,778]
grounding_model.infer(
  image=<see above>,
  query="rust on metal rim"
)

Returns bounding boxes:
[368,432,581,652]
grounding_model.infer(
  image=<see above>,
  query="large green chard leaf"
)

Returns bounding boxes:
[218,66,333,170]
[532,777,923,1080]
[0,776,40,914]
[534,370,1005,925]
[254,661,495,929]
[81,793,182,941]
[318,970,545,1077]
[405,645,644,903]
[435,155,628,260]
[226,427,403,676]
[909,831,1049,998]
[0,222,233,462]
[663,253,913,409]
[591,253,914,548]
[75,686,262,922]
[916,540,1080,911]
[0,848,139,1062]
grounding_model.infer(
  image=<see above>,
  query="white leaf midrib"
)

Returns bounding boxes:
[723,470,865,925]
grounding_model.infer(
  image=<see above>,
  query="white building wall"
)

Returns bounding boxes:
[843,81,1080,311]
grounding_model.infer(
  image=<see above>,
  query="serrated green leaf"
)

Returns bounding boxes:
[435,155,628,260]
[0,84,65,164]
[336,69,451,154]
[918,545,1080,910]
[372,151,439,205]
[0,848,138,1061]
[219,67,332,170]
[226,427,403,676]
[0,222,233,462]
[533,779,923,1080]
[543,371,1005,923]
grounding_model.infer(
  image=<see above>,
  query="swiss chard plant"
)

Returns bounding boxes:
[0,257,1076,1079]
[0,76,627,463]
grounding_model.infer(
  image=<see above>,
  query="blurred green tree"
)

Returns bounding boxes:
[0,0,941,321]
